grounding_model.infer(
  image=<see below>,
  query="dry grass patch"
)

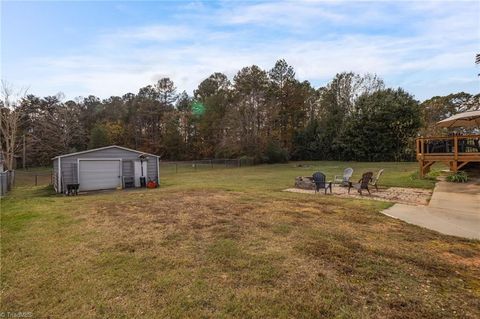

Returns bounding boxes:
[1,186,479,318]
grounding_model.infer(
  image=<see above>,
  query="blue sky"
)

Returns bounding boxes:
[1,0,479,101]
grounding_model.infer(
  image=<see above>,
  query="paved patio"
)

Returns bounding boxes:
[382,180,480,240]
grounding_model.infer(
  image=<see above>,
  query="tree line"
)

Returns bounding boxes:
[1,59,479,168]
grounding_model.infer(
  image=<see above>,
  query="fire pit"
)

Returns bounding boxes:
[294,176,315,190]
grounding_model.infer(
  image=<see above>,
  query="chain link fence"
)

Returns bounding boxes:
[8,160,254,189]
[14,170,53,187]
[160,158,255,175]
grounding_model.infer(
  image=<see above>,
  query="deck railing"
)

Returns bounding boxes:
[416,134,480,160]
[416,134,480,176]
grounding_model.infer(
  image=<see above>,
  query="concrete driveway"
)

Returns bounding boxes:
[382,179,480,240]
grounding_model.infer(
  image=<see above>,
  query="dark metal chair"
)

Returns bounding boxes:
[348,172,373,195]
[458,138,480,153]
[427,140,450,153]
[312,172,332,194]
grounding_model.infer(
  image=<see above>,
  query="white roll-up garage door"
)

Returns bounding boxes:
[78,159,121,191]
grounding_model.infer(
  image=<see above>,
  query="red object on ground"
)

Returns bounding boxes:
[147,180,157,188]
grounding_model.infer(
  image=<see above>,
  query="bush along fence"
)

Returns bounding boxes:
[0,170,15,196]
[160,158,255,174]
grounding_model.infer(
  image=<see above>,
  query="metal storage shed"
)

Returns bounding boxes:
[52,145,160,193]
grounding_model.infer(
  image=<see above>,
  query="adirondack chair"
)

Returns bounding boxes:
[333,167,353,187]
[370,169,384,191]
[348,172,373,195]
[312,172,332,194]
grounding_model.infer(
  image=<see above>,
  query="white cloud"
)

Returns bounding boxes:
[10,0,480,101]
[100,25,194,42]
[219,1,346,27]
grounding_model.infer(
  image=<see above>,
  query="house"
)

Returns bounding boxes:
[52,145,160,193]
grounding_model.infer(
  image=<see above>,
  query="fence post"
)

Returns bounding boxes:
[6,171,11,191]
[0,173,5,196]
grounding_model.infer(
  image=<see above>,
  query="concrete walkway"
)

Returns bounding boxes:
[382,180,480,240]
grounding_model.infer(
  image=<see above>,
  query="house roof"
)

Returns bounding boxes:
[52,145,160,160]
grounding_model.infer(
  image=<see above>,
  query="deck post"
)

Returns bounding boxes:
[418,138,425,177]
[420,138,425,160]
[453,136,458,172]
[454,136,458,160]
[450,160,458,172]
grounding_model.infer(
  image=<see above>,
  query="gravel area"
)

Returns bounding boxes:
[284,186,432,205]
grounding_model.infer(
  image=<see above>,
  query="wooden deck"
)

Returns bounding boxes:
[416,134,480,177]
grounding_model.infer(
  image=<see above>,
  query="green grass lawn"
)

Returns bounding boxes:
[1,162,478,318]
[159,161,439,191]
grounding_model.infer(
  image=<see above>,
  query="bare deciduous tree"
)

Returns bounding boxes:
[0,80,27,171]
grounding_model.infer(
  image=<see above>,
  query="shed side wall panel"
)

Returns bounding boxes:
[122,160,134,177]
[147,157,158,182]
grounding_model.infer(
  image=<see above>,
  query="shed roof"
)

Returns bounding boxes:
[52,145,160,160]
